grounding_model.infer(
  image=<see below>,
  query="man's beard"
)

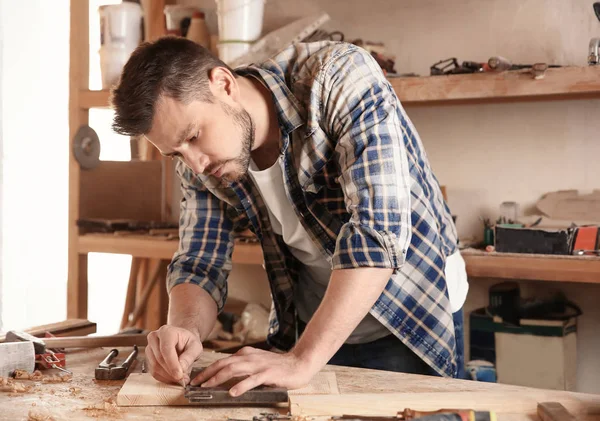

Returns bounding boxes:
[217,101,255,187]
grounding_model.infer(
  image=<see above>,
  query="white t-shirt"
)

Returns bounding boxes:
[248,158,468,344]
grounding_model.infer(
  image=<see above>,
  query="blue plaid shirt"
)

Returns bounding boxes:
[167,42,460,377]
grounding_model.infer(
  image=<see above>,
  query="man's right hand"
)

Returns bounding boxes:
[145,325,204,385]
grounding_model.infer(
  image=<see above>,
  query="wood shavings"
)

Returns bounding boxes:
[0,376,34,393]
[82,397,121,419]
[13,369,44,380]
[27,408,56,421]
[42,374,72,383]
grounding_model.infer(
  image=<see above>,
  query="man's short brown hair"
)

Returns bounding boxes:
[110,36,232,137]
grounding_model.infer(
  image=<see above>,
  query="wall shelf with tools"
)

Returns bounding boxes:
[461,249,600,284]
[80,65,600,110]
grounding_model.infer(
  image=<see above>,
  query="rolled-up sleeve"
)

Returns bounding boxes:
[321,47,412,270]
[166,163,237,312]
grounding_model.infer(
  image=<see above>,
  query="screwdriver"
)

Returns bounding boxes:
[333,409,497,421]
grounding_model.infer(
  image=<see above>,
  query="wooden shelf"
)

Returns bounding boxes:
[389,66,600,106]
[462,248,600,284]
[78,234,264,265]
[80,66,600,110]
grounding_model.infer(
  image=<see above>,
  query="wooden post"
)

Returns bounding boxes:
[67,0,90,319]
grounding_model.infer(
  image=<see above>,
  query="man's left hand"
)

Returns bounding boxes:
[189,346,317,396]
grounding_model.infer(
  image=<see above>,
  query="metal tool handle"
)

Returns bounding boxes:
[99,349,119,369]
[121,345,138,370]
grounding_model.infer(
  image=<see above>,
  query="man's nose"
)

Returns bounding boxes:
[182,150,209,175]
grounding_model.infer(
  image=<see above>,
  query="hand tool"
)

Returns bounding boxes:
[35,350,72,375]
[184,384,289,405]
[95,345,138,380]
[184,368,288,405]
[4,331,148,350]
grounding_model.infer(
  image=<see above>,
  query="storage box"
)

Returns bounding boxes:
[494,225,575,255]
[470,307,578,391]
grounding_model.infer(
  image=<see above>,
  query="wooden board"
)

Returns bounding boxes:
[290,391,600,418]
[117,371,339,407]
[79,161,163,222]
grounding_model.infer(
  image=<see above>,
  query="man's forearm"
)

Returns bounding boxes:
[291,267,393,370]
[168,283,218,341]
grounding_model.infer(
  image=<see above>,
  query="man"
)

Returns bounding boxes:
[111,37,468,396]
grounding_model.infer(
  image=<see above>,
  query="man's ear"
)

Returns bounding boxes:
[208,67,239,101]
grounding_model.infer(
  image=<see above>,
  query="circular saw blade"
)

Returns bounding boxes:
[73,125,101,170]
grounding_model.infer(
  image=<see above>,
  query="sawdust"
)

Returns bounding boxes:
[27,408,56,421]
[82,397,122,419]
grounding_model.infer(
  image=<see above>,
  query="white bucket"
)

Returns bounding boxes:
[99,45,132,89]
[99,3,142,51]
[217,42,251,64]
[164,5,197,36]
[216,0,265,42]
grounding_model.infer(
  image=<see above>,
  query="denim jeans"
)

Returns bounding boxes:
[299,308,466,378]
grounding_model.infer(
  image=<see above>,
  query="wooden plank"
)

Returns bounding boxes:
[117,372,339,406]
[390,66,600,106]
[79,160,163,222]
[67,0,90,319]
[290,391,600,418]
[78,234,264,264]
[0,319,96,342]
[462,249,600,283]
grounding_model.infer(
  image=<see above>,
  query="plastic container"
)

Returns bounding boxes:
[186,11,211,49]
[99,2,142,50]
[216,0,265,42]
[217,42,251,64]
[164,5,197,36]
[100,45,131,89]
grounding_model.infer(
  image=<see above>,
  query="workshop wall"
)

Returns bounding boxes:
[176,0,600,393]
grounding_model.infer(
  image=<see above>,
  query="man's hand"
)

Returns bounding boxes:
[146,325,204,385]
[190,347,317,396]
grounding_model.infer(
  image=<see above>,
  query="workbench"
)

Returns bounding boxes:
[2,347,600,421]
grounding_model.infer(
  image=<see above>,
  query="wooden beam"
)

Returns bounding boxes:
[391,66,600,106]
[67,0,90,319]
[79,89,110,109]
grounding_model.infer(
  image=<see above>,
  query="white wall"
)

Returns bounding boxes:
[176,0,600,392]
[0,0,70,331]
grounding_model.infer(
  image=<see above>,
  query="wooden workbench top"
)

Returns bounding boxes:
[2,347,599,421]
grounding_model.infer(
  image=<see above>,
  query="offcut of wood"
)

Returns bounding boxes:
[117,371,339,407]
